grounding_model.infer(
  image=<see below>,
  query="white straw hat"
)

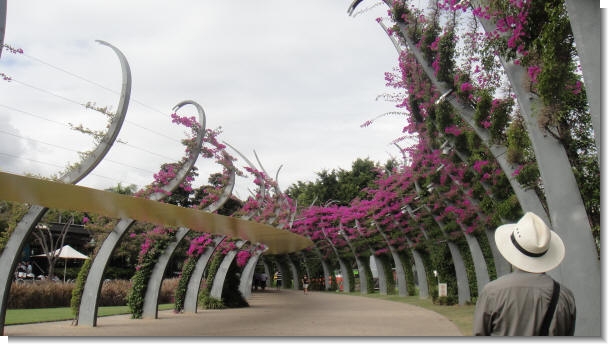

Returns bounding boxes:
[495,212,565,273]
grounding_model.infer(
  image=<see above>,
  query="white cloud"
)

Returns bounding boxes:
[1,1,409,197]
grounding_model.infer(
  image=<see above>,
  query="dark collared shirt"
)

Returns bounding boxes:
[473,270,576,336]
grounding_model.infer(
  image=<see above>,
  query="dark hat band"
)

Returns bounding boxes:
[510,232,547,258]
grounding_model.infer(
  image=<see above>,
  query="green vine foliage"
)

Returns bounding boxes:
[437,29,456,84]
[70,257,92,318]
[474,231,497,281]
[454,234,477,301]
[199,252,224,309]
[489,99,513,144]
[424,106,438,140]
[127,264,152,318]
[505,115,530,164]
[418,248,434,299]
[345,258,355,293]
[427,241,457,305]
[361,255,375,294]
[535,2,575,107]
[453,130,471,155]
[221,261,248,308]
[473,91,492,128]
[378,254,396,295]
[409,95,424,124]
[489,172,513,203]
[435,101,454,138]
[421,22,440,65]
[126,234,172,319]
[399,251,416,296]
[515,163,540,189]
[496,194,523,222]
[173,256,197,313]
[0,201,29,252]
[452,72,473,103]
[391,1,409,23]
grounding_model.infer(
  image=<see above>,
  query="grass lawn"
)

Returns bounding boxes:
[5,304,174,326]
[351,293,475,336]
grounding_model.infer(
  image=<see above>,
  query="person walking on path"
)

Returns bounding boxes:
[301,274,310,295]
[260,272,268,291]
[473,212,576,336]
[274,270,282,290]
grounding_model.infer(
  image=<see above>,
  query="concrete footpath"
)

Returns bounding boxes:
[5,289,463,337]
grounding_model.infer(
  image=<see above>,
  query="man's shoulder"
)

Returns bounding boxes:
[483,271,548,290]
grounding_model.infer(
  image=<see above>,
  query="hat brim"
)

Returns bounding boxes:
[495,223,565,273]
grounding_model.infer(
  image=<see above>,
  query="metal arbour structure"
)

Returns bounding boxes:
[344,0,598,336]
[0,21,307,332]
[0,35,131,334]
[78,99,208,326]
[0,0,600,337]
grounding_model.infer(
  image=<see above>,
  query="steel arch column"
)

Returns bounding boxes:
[142,227,189,319]
[184,236,226,313]
[372,255,388,295]
[0,0,6,60]
[239,248,264,298]
[285,255,299,290]
[410,247,429,298]
[210,240,246,299]
[78,99,206,326]
[339,231,368,294]
[376,224,408,296]
[0,40,132,334]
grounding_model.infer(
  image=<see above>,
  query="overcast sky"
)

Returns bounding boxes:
[1,1,410,199]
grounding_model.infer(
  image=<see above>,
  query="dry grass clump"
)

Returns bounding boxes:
[99,279,131,306]
[8,281,73,309]
[159,277,179,304]
[8,277,179,309]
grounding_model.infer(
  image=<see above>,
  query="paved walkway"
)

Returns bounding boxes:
[5,289,462,337]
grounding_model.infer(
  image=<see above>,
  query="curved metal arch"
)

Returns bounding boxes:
[419,205,471,304]
[339,224,369,294]
[0,40,132,335]
[408,238,430,299]
[320,230,351,293]
[61,40,132,184]
[391,143,474,303]
[184,235,226,313]
[203,151,237,213]
[223,142,267,203]
[142,149,237,319]
[350,220,391,294]
[394,141,493,291]
[239,245,266,298]
[302,240,332,291]
[380,2,545,289]
[0,0,6,60]
[209,240,246,299]
[375,224,408,297]
[78,99,206,326]
[142,227,189,319]
[285,254,300,290]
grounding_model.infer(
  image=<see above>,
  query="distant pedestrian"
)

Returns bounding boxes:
[260,272,268,290]
[274,271,282,290]
[252,273,260,291]
[301,274,310,295]
[473,212,576,336]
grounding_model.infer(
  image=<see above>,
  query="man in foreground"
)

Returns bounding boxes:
[473,212,576,336]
